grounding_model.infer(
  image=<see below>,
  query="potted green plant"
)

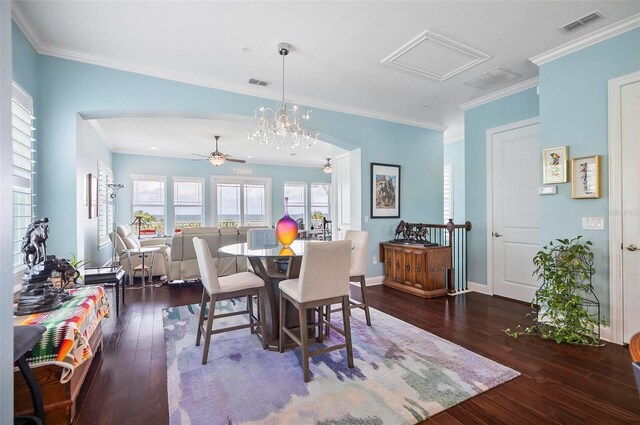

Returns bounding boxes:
[503,236,604,346]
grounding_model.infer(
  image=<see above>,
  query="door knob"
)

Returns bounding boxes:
[492,232,503,238]
[627,244,638,252]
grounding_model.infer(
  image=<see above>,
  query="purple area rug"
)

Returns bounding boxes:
[163,300,519,425]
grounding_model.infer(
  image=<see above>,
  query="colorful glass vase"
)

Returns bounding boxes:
[276,197,298,247]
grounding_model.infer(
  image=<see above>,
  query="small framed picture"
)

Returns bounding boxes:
[87,173,98,218]
[542,146,568,184]
[571,155,600,199]
[371,163,400,218]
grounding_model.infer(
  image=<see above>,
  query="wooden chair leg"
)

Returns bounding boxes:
[325,305,332,338]
[342,296,354,369]
[278,291,286,353]
[360,275,372,326]
[317,307,324,343]
[258,290,268,349]
[299,303,311,382]
[195,288,207,346]
[202,294,217,365]
[248,294,255,334]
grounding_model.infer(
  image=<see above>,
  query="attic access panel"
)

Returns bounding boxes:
[381,30,491,82]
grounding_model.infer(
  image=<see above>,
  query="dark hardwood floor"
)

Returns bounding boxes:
[74,281,640,425]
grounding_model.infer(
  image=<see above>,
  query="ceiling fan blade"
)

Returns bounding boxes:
[190,158,208,161]
[192,153,209,158]
[226,158,246,164]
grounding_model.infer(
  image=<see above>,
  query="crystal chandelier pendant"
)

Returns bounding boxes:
[249,42,319,151]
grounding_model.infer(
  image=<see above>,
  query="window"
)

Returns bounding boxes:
[174,177,204,230]
[284,183,306,227]
[131,175,166,234]
[12,82,36,273]
[98,161,113,246]
[443,164,453,223]
[310,183,330,226]
[213,177,270,227]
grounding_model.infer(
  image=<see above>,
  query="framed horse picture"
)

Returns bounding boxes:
[371,163,401,218]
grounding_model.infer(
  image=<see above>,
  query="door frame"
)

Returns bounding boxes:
[485,117,540,296]
[608,70,640,345]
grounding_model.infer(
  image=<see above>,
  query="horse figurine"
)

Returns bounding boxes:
[21,217,49,268]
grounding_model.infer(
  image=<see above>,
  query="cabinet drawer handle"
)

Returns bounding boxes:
[406,263,410,272]
[416,265,421,273]
[395,261,400,269]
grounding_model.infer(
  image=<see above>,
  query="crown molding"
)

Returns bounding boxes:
[530,12,640,66]
[11,12,445,133]
[458,77,538,111]
[11,3,43,51]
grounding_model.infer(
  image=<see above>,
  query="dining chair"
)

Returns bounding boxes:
[193,237,267,365]
[631,331,640,396]
[326,230,371,337]
[278,240,353,382]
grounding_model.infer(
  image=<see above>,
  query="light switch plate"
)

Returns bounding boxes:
[538,186,557,195]
[582,217,605,230]
[372,255,378,264]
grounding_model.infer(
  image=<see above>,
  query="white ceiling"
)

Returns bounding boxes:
[13,1,640,145]
[91,116,340,168]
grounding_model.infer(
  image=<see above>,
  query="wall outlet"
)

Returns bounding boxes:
[372,254,378,264]
[582,217,605,230]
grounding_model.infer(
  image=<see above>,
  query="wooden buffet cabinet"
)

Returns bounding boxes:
[379,242,451,298]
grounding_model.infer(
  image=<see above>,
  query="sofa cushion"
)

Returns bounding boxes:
[181,227,219,235]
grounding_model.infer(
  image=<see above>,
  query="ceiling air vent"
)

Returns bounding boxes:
[248,78,272,87]
[464,67,521,90]
[559,10,606,34]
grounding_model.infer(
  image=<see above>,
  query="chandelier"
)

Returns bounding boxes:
[248,42,319,150]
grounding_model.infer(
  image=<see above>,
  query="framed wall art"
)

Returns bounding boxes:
[87,173,98,218]
[571,155,600,199]
[371,163,400,218]
[542,146,568,184]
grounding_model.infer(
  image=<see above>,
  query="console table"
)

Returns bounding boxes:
[379,242,451,298]
[14,286,110,424]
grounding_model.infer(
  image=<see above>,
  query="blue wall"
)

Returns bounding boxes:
[539,28,640,318]
[443,140,465,223]
[464,88,540,285]
[13,22,443,277]
[111,153,330,229]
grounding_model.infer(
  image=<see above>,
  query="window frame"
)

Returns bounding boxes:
[284,181,308,227]
[310,182,331,222]
[173,176,205,230]
[130,174,167,234]
[211,176,271,228]
[11,81,36,276]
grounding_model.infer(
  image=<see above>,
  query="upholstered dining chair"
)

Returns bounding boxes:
[325,230,371,336]
[193,237,267,365]
[278,240,353,382]
[630,331,640,396]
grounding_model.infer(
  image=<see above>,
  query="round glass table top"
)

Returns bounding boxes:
[218,239,323,257]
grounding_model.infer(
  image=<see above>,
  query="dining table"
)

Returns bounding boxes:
[219,239,322,349]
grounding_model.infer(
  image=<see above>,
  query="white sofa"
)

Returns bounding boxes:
[168,226,268,281]
[113,224,171,278]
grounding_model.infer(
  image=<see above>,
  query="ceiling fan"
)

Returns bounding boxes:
[192,135,246,166]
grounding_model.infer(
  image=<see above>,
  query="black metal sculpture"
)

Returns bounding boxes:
[15,217,73,315]
[391,220,437,246]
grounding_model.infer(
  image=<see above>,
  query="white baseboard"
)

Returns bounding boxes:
[350,275,384,287]
[468,281,492,295]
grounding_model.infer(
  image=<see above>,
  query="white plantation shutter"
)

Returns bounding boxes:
[443,164,453,223]
[12,82,36,272]
[98,161,113,246]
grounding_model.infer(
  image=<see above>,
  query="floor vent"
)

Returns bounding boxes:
[559,10,606,34]
[248,78,272,87]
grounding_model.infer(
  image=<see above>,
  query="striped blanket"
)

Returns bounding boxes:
[16,286,110,383]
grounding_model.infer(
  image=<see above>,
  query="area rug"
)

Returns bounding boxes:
[163,300,519,425]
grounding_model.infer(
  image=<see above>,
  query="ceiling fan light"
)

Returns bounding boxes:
[322,158,332,174]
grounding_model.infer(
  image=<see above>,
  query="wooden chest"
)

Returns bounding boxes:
[379,242,451,298]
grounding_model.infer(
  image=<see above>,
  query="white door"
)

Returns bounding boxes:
[334,153,351,240]
[621,80,640,343]
[490,121,540,302]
